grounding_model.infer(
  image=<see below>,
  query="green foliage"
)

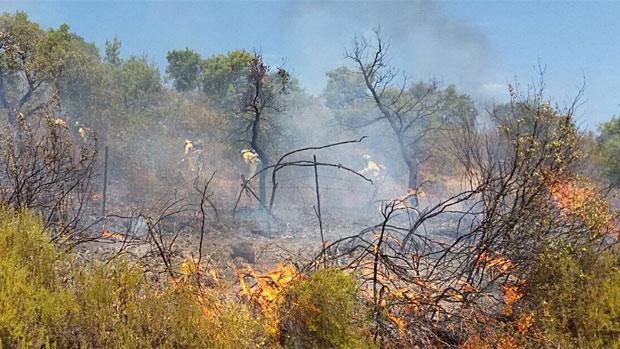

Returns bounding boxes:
[0,209,262,348]
[200,50,253,107]
[323,66,368,111]
[597,116,620,185]
[104,35,122,65]
[166,48,202,92]
[0,12,74,124]
[0,12,72,83]
[116,56,162,111]
[278,268,376,349]
[0,208,77,347]
[0,210,383,348]
[165,49,253,104]
[69,262,262,348]
[525,245,620,348]
[55,32,106,119]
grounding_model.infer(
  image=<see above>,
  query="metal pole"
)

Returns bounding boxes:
[313,154,324,247]
[102,145,108,220]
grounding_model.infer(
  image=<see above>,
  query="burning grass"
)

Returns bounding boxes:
[0,209,378,348]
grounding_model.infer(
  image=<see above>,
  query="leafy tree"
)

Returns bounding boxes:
[0,12,72,125]
[165,48,201,92]
[200,50,253,108]
[104,35,121,65]
[597,116,620,185]
[323,66,368,112]
[116,56,162,111]
[55,33,108,122]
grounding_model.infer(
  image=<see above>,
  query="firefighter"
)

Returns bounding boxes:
[181,139,197,173]
[360,154,386,209]
[73,121,89,142]
[241,148,261,179]
[360,154,386,180]
[184,139,193,155]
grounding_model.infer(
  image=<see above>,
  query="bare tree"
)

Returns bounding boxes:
[238,54,289,206]
[0,95,99,244]
[346,30,445,205]
[193,172,218,263]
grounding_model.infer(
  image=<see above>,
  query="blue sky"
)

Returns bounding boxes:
[1,0,618,130]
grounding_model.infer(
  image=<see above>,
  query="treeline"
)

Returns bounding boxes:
[0,12,479,209]
[4,11,619,202]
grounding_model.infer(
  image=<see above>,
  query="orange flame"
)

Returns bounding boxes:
[501,283,525,316]
[238,263,299,336]
[477,251,515,275]
[101,225,124,240]
[548,176,618,238]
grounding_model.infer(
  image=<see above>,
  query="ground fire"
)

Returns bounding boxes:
[0,4,618,348]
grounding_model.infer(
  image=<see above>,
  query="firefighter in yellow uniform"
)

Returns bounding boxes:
[182,139,196,173]
[241,148,261,179]
[360,154,386,209]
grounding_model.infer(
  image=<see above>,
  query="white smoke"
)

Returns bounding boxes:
[283,0,505,100]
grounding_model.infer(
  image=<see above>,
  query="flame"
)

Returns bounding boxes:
[384,310,406,337]
[238,263,299,336]
[515,312,534,337]
[548,176,618,237]
[239,263,297,304]
[101,225,124,240]
[501,283,525,316]
[476,251,514,275]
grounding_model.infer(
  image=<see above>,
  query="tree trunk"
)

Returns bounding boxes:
[250,107,268,208]
[395,132,419,207]
[6,109,17,126]
[407,161,419,207]
[257,151,268,206]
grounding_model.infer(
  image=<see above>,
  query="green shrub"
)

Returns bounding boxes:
[0,208,262,348]
[69,262,262,348]
[525,245,620,348]
[0,208,78,348]
[278,268,376,349]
